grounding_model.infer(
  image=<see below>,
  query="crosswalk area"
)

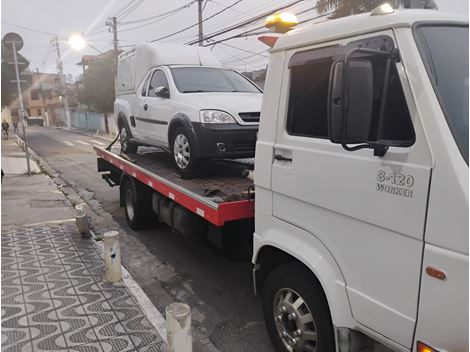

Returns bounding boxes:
[62,138,109,148]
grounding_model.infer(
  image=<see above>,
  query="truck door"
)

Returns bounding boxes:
[137,69,172,143]
[270,31,432,348]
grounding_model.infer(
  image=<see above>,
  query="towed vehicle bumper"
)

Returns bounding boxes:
[192,123,258,159]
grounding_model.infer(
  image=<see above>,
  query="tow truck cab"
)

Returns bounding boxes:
[253,8,468,352]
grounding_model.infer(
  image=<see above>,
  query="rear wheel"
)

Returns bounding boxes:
[122,177,153,230]
[170,126,198,177]
[120,122,138,154]
[263,262,335,352]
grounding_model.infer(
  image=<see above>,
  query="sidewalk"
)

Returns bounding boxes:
[1,137,166,352]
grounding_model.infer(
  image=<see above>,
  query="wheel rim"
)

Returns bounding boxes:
[173,133,190,169]
[273,288,318,352]
[125,188,135,221]
[120,127,128,151]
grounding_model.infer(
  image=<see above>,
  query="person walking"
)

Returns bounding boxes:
[2,120,10,140]
[13,119,18,134]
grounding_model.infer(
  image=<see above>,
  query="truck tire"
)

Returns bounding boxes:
[262,262,335,352]
[170,126,198,177]
[122,177,152,230]
[119,122,138,154]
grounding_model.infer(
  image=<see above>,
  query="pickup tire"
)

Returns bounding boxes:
[262,262,335,352]
[170,126,198,177]
[119,122,138,154]
[122,177,153,230]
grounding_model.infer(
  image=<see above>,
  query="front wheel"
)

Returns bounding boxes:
[262,263,335,352]
[170,126,198,177]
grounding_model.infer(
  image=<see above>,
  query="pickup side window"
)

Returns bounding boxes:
[141,73,151,97]
[148,70,169,97]
[286,43,415,143]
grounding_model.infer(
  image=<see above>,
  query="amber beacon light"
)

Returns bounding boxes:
[265,12,298,33]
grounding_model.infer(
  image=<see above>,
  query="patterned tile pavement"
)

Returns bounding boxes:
[1,225,166,352]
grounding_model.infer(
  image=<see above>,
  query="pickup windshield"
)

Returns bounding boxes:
[414,24,469,164]
[170,67,261,93]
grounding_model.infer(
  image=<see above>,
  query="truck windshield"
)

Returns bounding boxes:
[414,24,469,164]
[170,67,261,93]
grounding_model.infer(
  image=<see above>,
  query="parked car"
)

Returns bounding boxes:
[115,43,263,176]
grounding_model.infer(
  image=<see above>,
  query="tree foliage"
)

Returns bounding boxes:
[78,55,114,113]
[316,0,437,18]
[1,45,32,108]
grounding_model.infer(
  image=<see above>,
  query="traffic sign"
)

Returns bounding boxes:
[3,32,24,51]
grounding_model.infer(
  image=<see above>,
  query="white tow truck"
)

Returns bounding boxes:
[97,6,468,352]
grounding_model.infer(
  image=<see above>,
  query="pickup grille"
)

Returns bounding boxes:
[239,112,260,123]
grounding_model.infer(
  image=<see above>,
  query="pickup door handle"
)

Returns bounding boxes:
[143,104,148,111]
[274,154,292,162]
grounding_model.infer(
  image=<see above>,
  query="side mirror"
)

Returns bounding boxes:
[328,60,374,144]
[154,86,169,98]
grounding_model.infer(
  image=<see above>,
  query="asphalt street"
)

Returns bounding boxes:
[25,126,273,352]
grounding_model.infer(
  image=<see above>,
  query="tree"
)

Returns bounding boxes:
[78,55,114,133]
[1,44,32,109]
[315,0,437,19]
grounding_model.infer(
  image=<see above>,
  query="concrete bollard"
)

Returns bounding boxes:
[103,231,121,282]
[75,210,90,238]
[166,303,192,352]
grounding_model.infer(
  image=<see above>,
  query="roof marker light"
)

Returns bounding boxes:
[370,3,395,16]
[265,12,298,33]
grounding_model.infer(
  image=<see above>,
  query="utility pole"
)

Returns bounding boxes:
[3,33,31,175]
[53,36,71,129]
[198,0,203,46]
[36,68,50,127]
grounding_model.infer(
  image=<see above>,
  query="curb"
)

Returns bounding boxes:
[16,135,168,345]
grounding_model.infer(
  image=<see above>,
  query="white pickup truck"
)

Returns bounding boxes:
[114,43,263,176]
[99,6,468,352]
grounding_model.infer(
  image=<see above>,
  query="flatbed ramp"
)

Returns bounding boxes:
[95,146,254,226]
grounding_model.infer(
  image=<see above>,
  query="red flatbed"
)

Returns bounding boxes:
[95,146,254,226]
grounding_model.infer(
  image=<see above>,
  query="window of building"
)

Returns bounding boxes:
[286,43,414,145]
[148,70,169,97]
[30,90,39,100]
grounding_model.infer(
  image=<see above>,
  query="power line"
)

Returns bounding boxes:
[218,42,268,58]
[1,21,60,37]
[118,1,196,24]
[111,0,141,18]
[185,0,303,45]
[118,0,145,20]
[149,0,244,42]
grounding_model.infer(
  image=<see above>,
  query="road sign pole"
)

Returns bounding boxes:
[11,40,31,176]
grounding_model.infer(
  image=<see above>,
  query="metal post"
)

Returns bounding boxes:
[75,210,90,238]
[166,303,192,352]
[11,41,31,176]
[54,36,71,129]
[112,16,118,79]
[197,0,203,46]
[36,68,49,126]
[103,231,121,282]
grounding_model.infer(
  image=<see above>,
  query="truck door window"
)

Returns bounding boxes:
[286,45,414,144]
[148,70,169,97]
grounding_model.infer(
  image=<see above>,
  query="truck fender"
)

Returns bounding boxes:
[253,218,354,328]
[168,113,201,157]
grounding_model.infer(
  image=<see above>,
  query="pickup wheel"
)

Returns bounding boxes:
[170,126,198,177]
[119,123,138,154]
[262,263,335,352]
[122,177,152,230]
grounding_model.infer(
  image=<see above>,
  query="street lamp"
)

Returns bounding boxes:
[68,33,86,51]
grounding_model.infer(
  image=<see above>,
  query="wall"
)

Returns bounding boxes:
[70,111,118,135]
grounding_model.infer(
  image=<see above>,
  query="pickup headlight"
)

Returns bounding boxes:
[200,110,236,124]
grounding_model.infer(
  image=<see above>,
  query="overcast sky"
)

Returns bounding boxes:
[1,0,468,79]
